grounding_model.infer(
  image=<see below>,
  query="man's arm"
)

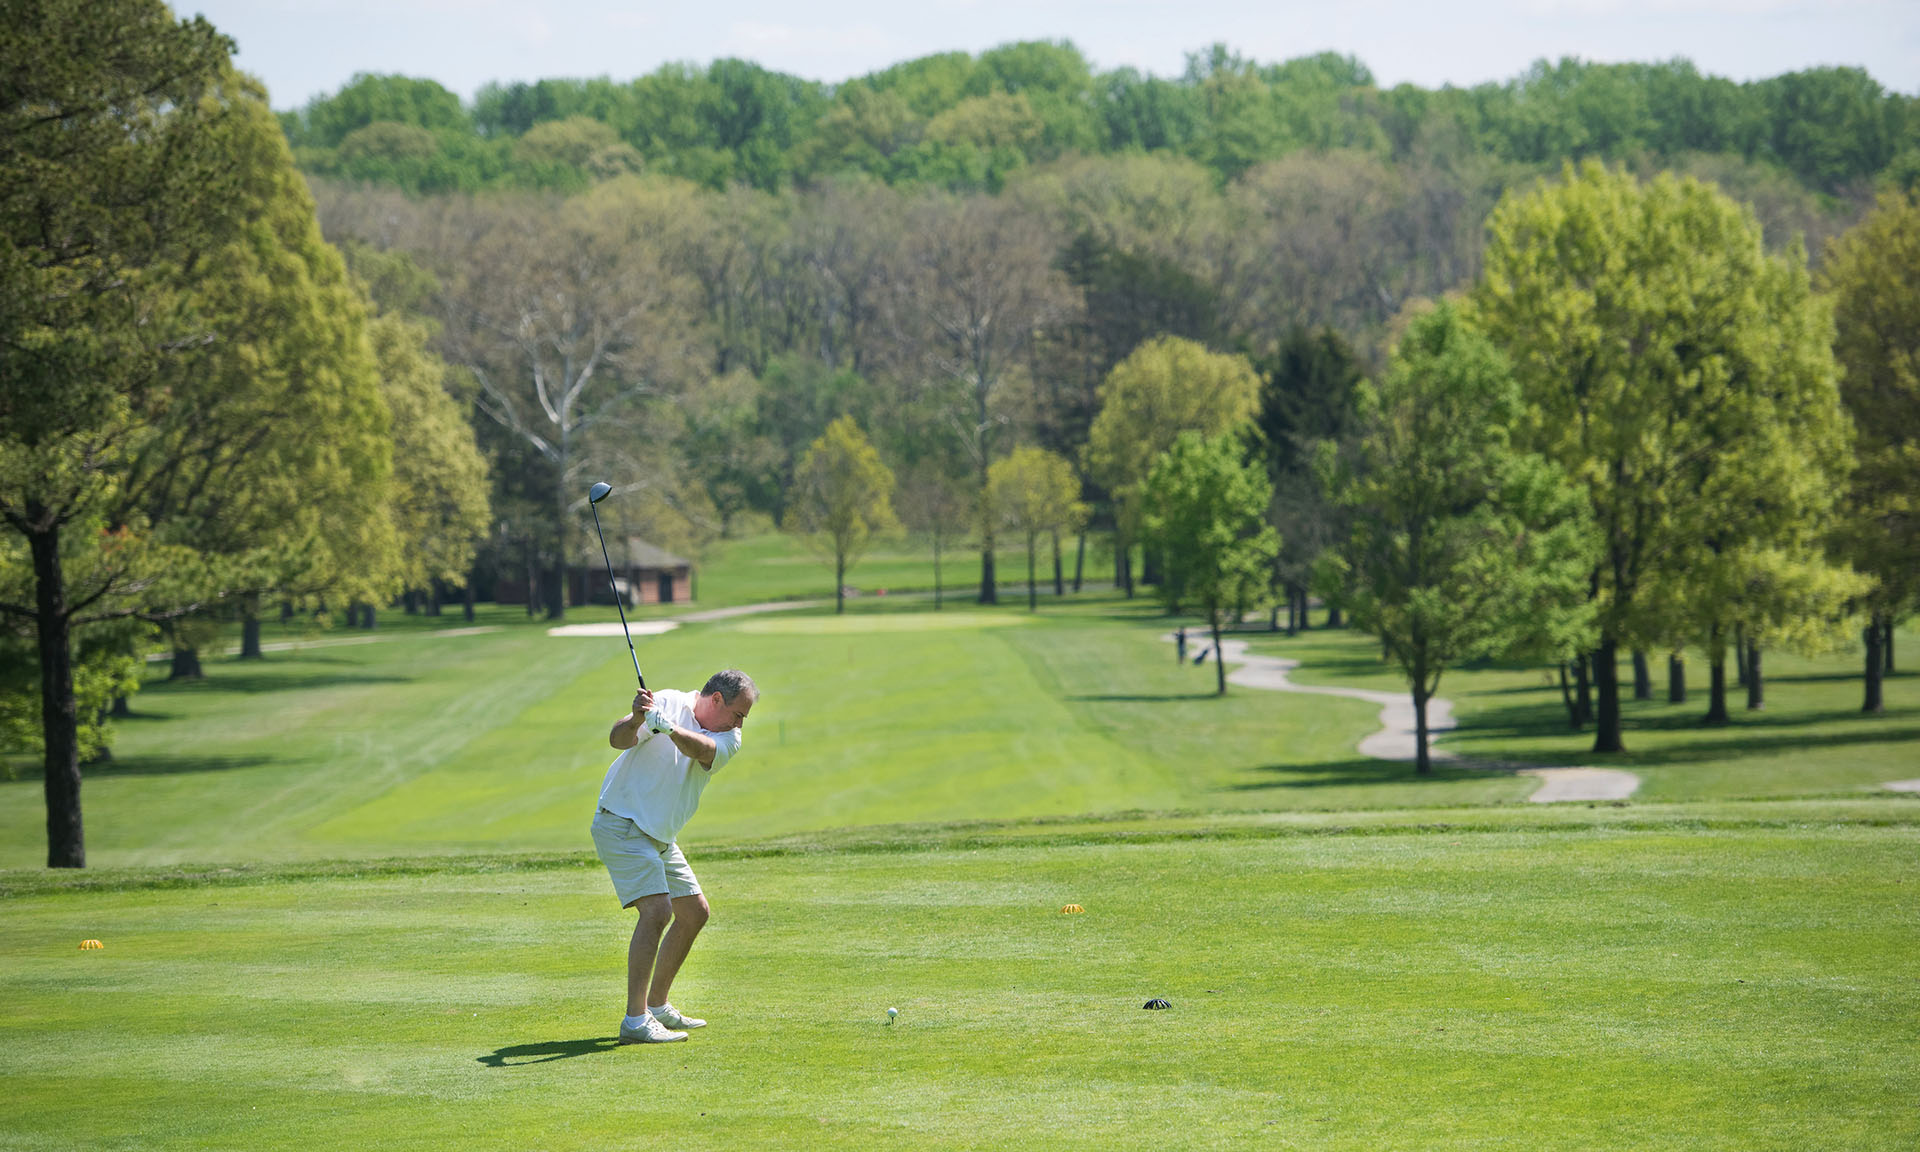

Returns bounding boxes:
[609,689,652,750]
[666,726,718,769]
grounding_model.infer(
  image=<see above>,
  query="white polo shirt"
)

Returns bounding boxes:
[595,689,743,843]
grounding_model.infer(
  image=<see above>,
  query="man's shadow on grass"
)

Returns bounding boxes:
[477,1038,621,1067]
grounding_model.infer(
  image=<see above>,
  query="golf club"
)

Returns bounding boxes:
[586,481,646,689]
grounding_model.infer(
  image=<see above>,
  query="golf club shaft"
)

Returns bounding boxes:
[588,501,646,690]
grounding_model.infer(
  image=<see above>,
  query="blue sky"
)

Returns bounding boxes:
[185,0,1919,110]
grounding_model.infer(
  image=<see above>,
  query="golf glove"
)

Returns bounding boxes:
[643,708,674,735]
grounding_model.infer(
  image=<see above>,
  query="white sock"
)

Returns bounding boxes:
[623,1014,649,1030]
[647,1003,670,1016]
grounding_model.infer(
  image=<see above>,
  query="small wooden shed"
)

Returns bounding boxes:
[570,537,693,608]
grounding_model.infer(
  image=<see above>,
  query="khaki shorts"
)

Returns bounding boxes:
[590,810,701,906]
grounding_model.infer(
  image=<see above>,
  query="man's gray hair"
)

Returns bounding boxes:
[702,669,759,704]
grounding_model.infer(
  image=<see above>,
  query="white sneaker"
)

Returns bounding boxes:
[618,1014,687,1044]
[648,1004,706,1030]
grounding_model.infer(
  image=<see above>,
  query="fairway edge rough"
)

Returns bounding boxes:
[733,612,1029,634]
[5,798,1916,899]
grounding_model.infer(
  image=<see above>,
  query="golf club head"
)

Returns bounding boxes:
[588,482,613,505]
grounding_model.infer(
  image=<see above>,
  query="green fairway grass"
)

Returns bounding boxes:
[0,598,1522,869]
[4,599,1916,869]
[2,818,1914,1150]
[734,611,1031,632]
[687,530,1099,609]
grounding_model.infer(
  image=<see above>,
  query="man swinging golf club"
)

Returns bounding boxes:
[592,669,758,1043]
[585,477,759,1043]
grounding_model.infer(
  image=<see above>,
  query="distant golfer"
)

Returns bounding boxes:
[591,669,758,1044]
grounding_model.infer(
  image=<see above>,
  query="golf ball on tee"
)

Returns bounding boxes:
[887,1007,898,1020]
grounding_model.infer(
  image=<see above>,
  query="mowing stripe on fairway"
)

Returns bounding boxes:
[731,612,1030,634]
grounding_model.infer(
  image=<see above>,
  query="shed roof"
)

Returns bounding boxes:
[580,536,691,569]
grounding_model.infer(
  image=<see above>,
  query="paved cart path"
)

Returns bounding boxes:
[1183,636,1640,803]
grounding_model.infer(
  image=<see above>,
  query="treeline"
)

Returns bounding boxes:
[278,45,1918,197]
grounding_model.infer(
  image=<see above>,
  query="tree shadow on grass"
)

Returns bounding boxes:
[1225,757,1508,793]
[157,670,412,695]
[477,1038,621,1067]
[104,706,174,721]
[1068,692,1221,702]
[1461,681,1572,697]
[1452,697,1920,767]
[1626,706,1920,732]
[83,754,274,779]
[1763,670,1917,686]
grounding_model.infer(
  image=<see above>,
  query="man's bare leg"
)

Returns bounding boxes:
[647,893,711,1008]
[625,894,673,1017]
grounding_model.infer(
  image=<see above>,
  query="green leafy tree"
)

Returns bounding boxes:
[0,544,142,764]
[472,76,639,139]
[987,447,1089,611]
[621,59,826,191]
[1039,230,1224,561]
[669,367,782,537]
[0,2,396,866]
[1029,156,1227,478]
[798,87,922,178]
[1757,67,1903,192]
[862,51,977,118]
[1656,294,1860,725]
[1317,303,1595,774]
[896,192,1069,603]
[971,40,1102,159]
[1472,162,1846,754]
[785,417,900,614]
[1184,46,1293,180]
[285,72,470,149]
[1823,189,1920,711]
[1097,68,1202,152]
[157,130,401,654]
[512,116,643,181]
[369,311,492,614]
[1085,337,1261,596]
[1142,432,1279,694]
[752,355,877,521]
[338,242,489,625]
[1055,230,1223,387]
[432,177,707,619]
